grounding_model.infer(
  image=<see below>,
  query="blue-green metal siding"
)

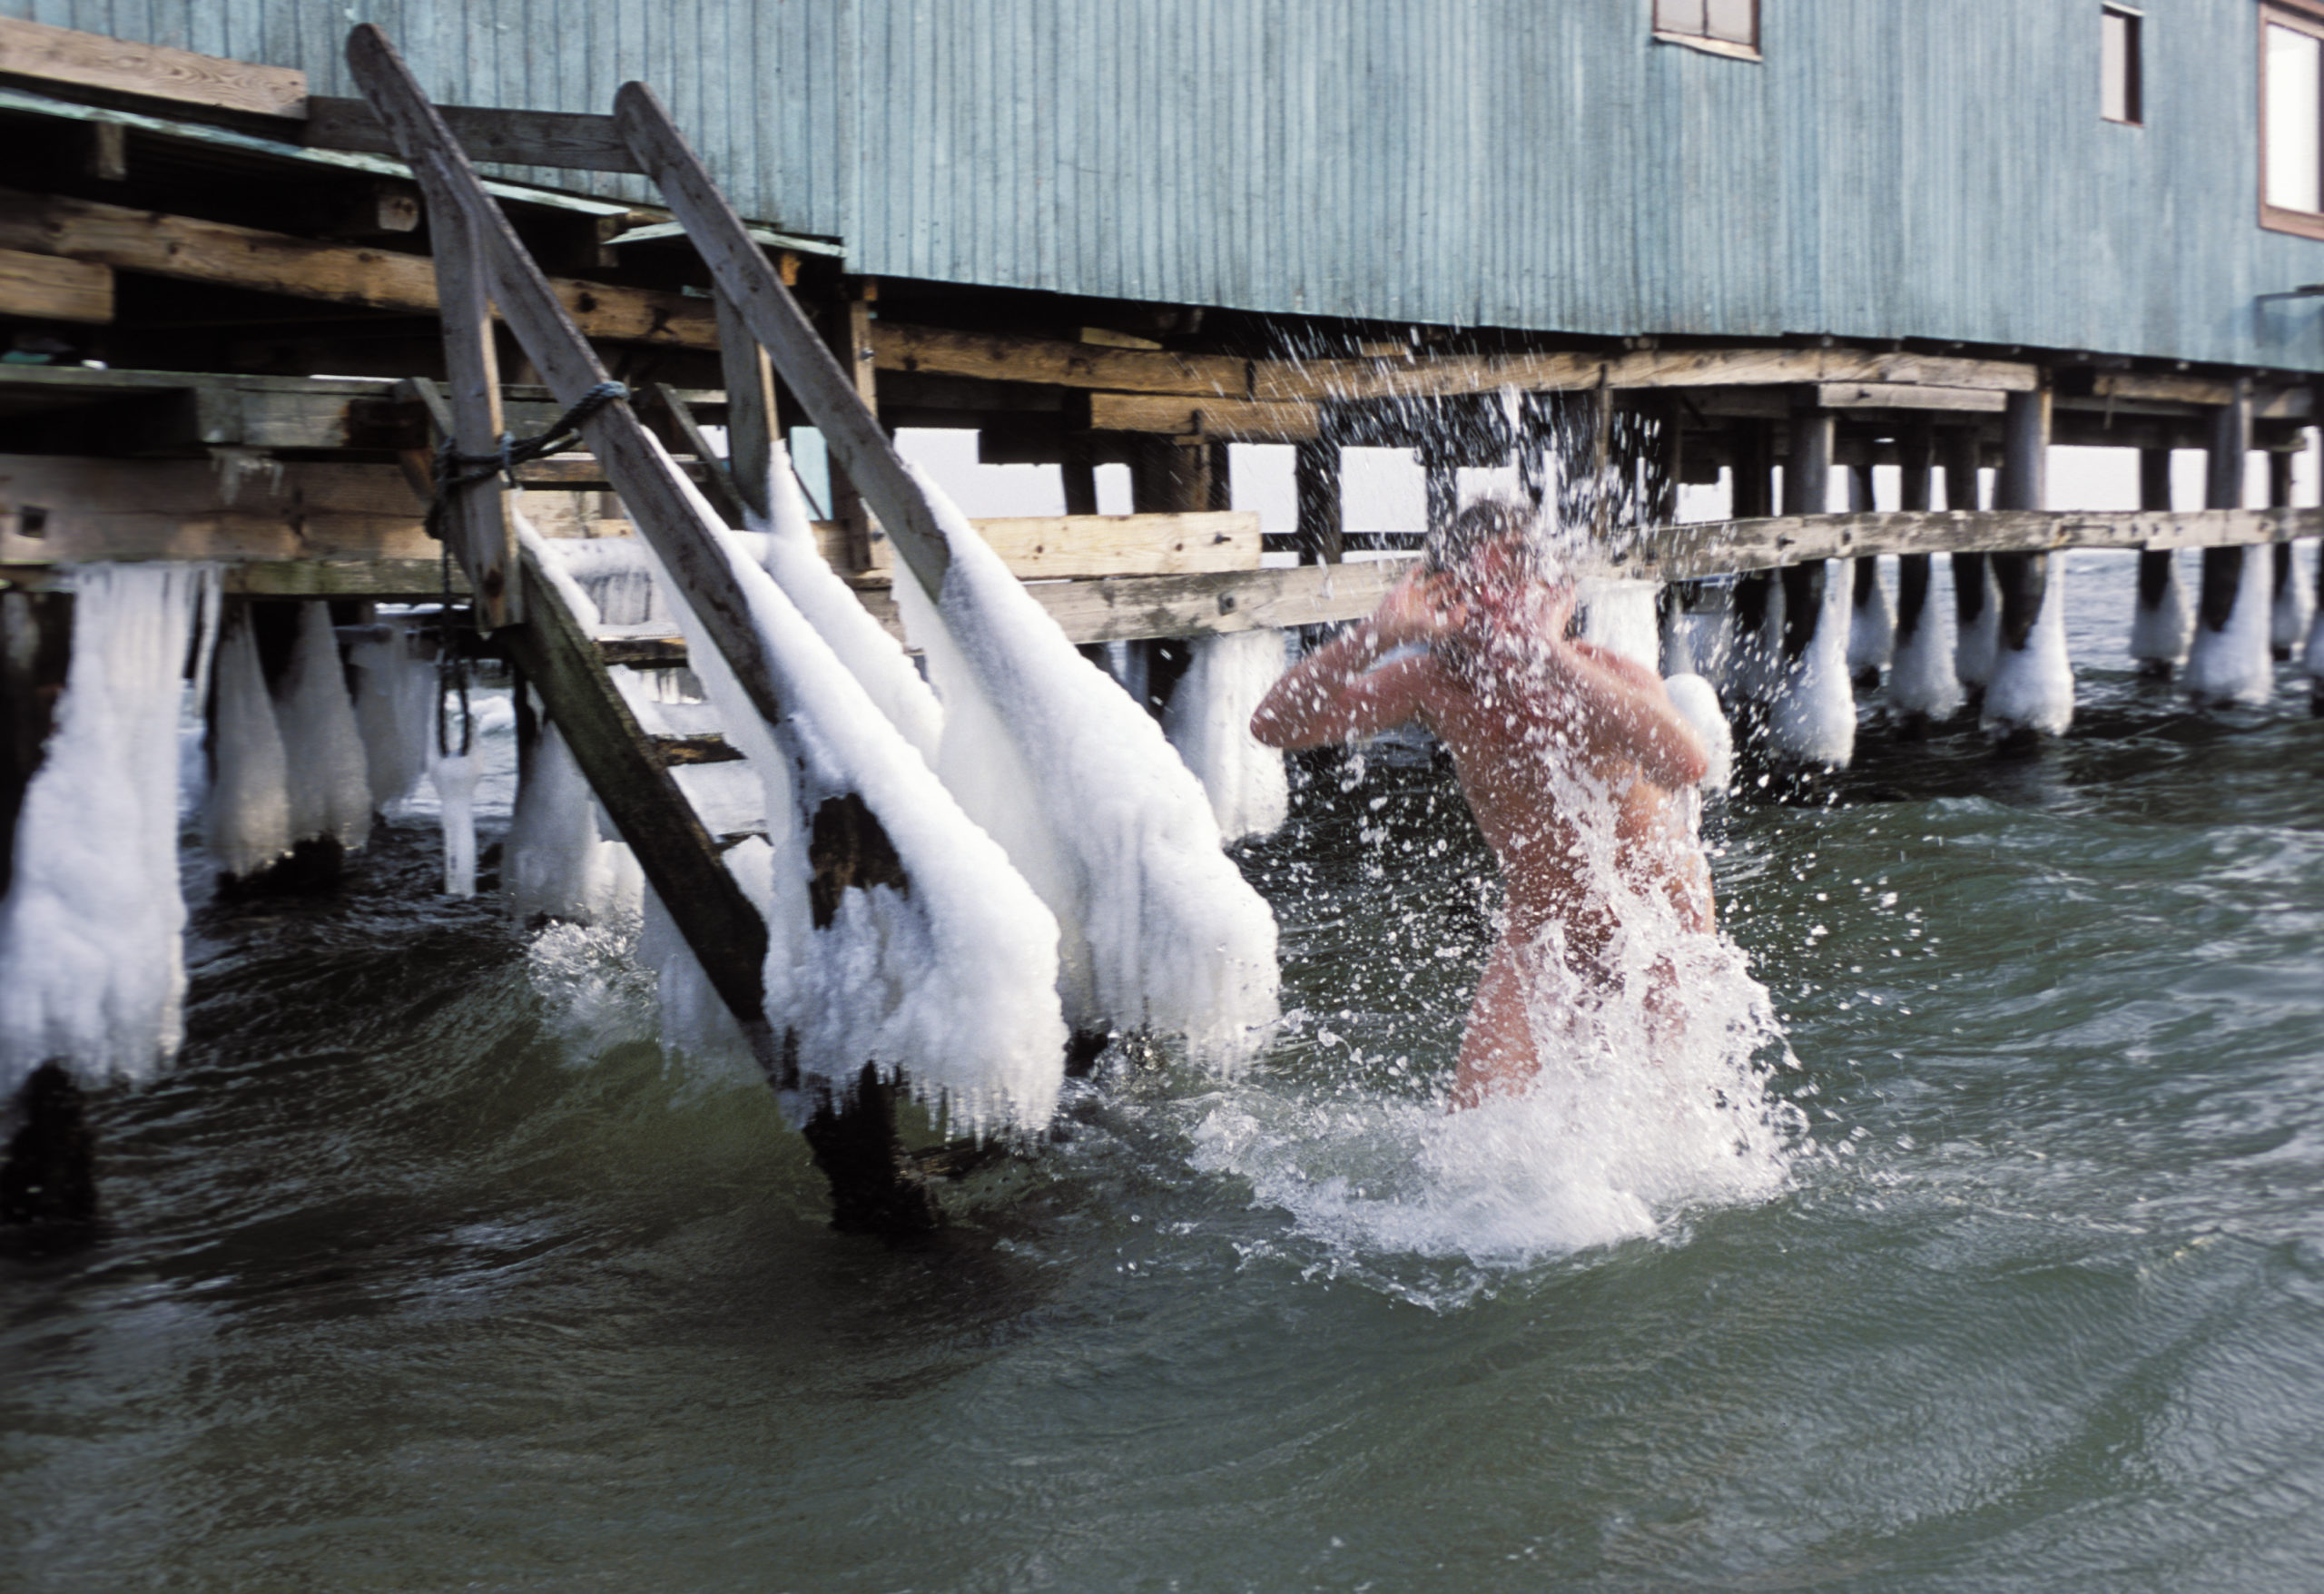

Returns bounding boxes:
[12,0,2324,369]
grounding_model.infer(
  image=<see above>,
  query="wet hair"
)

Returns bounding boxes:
[1422,499,1536,576]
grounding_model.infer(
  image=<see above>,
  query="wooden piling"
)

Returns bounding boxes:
[2132,446,2179,677]
[1990,385,2051,653]
[1294,438,1343,565]
[1777,408,1832,664]
[2196,379,2252,635]
[2268,448,2296,662]
[1895,426,1935,648]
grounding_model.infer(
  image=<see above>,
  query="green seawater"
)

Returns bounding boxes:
[5,550,2323,1592]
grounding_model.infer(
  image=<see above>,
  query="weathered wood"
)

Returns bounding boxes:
[820,510,1259,580]
[1249,345,2039,404]
[422,202,518,628]
[826,279,880,570]
[0,248,111,323]
[872,320,1250,398]
[714,290,777,521]
[0,454,438,564]
[0,186,715,349]
[1088,391,1321,441]
[1991,386,2053,649]
[1635,506,2318,578]
[2088,370,2311,417]
[1817,381,2007,414]
[0,16,307,118]
[2197,379,2254,635]
[81,121,128,183]
[497,545,773,1056]
[1295,439,1344,564]
[612,79,955,600]
[304,95,642,173]
[648,382,750,526]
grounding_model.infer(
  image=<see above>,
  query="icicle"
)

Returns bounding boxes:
[1660,673,1733,794]
[430,753,479,898]
[1725,576,1787,706]
[1578,578,1660,672]
[1953,556,2002,688]
[1767,563,1855,767]
[2184,546,2275,705]
[1888,557,1964,723]
[272,602,370,851]
[1846,557,1894,678]
[894,464,1279,1068]
[349,619,434,812]
[505,715,642,926]
[204,605,292,879]
[0,563,214,1089]
[1984,560,2074,735]
[2271,542,2314,660]
[748,440,945,763]
[2129,550,2192,673]
[1161,629,1291,844]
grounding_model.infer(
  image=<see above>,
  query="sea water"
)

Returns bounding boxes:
[4,548,2323,1591]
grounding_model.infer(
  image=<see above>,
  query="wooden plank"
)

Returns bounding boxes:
[1249,346,2040,404]
[613,79,954,600]
[811,510,1260,580]
[498,545,773,1057]
[1088,391,1321,441]
[0,187,715,349]
[714,290,777,520]
[304,96,642,173]
[1817,381,2008,413]
[0,248,110,322]
[872,320,1250,398]
[0,16,307,119]
[0,454,436,565]
[422,202,518,628]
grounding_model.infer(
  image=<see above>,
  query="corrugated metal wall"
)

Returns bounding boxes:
[15,0,2324,369]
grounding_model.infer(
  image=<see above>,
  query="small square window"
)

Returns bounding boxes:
[2102,5,2142,124]
[1654,0,1758,60]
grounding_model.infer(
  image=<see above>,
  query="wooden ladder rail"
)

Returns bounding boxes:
[344,25,783,1074]
[610,82,957,608]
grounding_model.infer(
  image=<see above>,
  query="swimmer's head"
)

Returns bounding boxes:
[1423,499,1570,591]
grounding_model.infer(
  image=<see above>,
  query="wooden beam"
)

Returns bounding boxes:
[419,195,518,627]
[0,248,111,322]
[0,186,715,348]
[613,78,954,600]
[872,321,1250,398]
[1249,346,2041,404]
[0,16,308,119]
[1088,391,1321,441]
[303,96,641,173]
[1635,506,2318,578]
[1817,381,2008,413]
[715,290,777,521]
[812,509,1259,581]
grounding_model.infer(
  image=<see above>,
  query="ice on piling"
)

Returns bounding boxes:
[569,467,1070,1130]
[1888,580,1964,722]
[349,619,435,812]
[2184,548,2275,706]
[1577,578,1660,673]
[430,753,480,897]
[745,441,944,763]
[1726,580,1787,706]
[273,601,371,851]
[1767,563,1856,767]
[895,464,1280,1066]
[0,564,216,1090]
[2271,543,2314,658]
[1847,560,1894,675]
[505,716,642,926]
[1660,673,1733,793]
[1983,563,2074,735]
[1955,561,2002,687]
[1162,628,1291,844]
[204,605,292,879]
[2130,553,2193,668]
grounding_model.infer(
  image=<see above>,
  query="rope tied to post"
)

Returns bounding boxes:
[421,380,631,543]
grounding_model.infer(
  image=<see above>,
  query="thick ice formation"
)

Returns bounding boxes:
[504,715,642,926]
[2271,542,2314,658]
[0,563,216,1090]
[273,602,371,851]
[549,534,669,627]
[1983,563,2074,735]
[1847,558,1894,675]
[746,441,944,763]
[1954,560,2001,687]
[2183,547,2276,705]
[553,463,1070,1128]
[348,620,435,812]
[1726,579,1787,706]
[204,606,292,879]
[894,464,1279,1065]
[1660,672,1733,793]
[2129,553,2193,668]
[430,752,480,898]
[1766,563,1855,767]
[1657,595,1729,682]
[1162,628,1291,844]
[1888,576,1964,722]
[1577,578,1660,672]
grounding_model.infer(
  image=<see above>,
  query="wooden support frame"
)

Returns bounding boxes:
[0,16,308,118]
[422,202,518,629]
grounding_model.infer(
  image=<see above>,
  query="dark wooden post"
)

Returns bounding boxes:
[824,276,880,570]
[1945,428,1991,681]
[1128,439,1198,714]
[1990,384,2050,653]
[431,205,517,627]
[1895,427,1935,652]
[715,289,777,522]
[2196,381,2253,636]
[1423,447,1458,540]
[1059,438,1099,517]
[1294,438,1343,565]
[1727,420,1777,688]
[1777,407,1833,664]
[2132,446,2179,677]
[2269,448,2297,662]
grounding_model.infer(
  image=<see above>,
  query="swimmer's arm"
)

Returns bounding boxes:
[1552,640,1710,790]
[1249,624,1436,750]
